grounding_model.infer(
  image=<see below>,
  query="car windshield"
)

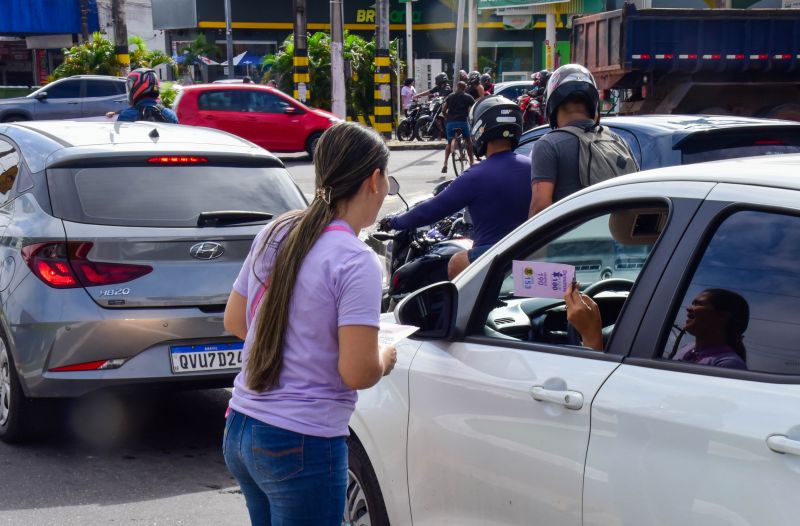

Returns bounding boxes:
[47,165,306,227]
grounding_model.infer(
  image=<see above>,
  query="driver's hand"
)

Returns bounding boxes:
[564,282,604,351]
[377,216,395,232]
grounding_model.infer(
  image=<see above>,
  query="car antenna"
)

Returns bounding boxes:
[148,128,159,139]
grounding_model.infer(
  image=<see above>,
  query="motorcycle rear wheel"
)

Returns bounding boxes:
[397,119,414,141]
[414,115,436,141]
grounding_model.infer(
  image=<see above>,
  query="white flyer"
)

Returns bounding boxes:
[378,322,420,346]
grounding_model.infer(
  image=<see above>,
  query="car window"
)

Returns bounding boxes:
[197,90,246,112]
[0,138,20,204]
[660,210,800,374]
[44,80,81,99]
[514,127,550,157]
[482,205,668,346]
[609,127,643,169]
[514,125,641,164]
[47,165,306,228]
[85,80,123,98]
[245,91,292,114]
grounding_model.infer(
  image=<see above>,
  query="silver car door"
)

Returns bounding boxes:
[33,78,83,119]
[81,79,127,117]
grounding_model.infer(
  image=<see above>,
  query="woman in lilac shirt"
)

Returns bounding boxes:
[222,122,397,525]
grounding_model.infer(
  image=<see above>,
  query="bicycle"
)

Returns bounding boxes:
[450,127,469,176]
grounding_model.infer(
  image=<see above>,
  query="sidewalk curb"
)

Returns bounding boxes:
[386,140,446,151]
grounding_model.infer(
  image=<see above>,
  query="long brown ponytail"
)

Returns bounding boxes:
[245,122,389,391]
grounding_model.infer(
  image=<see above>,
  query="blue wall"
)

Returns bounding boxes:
[0,0,99,34]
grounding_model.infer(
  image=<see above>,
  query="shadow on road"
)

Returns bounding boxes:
[0,387,236,512]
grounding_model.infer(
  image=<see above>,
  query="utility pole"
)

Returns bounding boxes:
[111,0,130,74]
[330,0,345,118]
[293,0,309,103]
[546,13,556,71]
[224,0,234,78]
[405,0,413,80]
[454,0,465,79]
[80,0,89,42]
[468,0,477,71]
[374,0,392,139]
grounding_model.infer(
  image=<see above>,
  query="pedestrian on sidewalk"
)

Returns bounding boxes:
[401,78,416,114]
[222,122,397,525]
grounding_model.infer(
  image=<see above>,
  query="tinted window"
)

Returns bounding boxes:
[197,90,245,111]
[246,91,292,114]
[0,138,20,203]
[610,128,643,169]
[44,80,81,99]
[661,211,800,374]
[85,80,123,98]
[682,144,800,164]
[48,166,306,227]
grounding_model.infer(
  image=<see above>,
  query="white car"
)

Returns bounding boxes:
[344,156,800,525]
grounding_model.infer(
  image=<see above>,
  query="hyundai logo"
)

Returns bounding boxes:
[189,242,225,260]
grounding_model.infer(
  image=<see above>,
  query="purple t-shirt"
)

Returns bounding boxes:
[229,219,382,438]
[675,344,746,370]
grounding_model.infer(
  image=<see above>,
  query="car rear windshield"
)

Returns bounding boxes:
[680,129,800,164]
[47,165,306,227]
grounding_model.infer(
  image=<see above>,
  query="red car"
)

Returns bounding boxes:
[174,84,338,156]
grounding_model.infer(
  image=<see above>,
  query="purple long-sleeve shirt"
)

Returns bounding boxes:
[389,151,532,247]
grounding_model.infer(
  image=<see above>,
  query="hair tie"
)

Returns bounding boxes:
[315,186,333,205]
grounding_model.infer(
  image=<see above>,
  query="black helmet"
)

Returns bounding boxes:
[479,73,492,85]
[126,68,160,106]
[468,95,523,157]
[434,72,448,87]
[467,71,480,85]
[544,64,598,129]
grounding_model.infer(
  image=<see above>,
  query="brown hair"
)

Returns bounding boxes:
[245,122,389,391]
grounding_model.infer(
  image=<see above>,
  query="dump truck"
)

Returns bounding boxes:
[572,5,800,120]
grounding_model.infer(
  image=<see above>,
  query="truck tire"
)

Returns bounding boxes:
[760,103,800,122]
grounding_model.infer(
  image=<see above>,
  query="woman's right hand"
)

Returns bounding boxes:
[564,282,604,351]
[381,345,397,376]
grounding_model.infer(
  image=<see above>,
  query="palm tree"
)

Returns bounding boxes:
[129,35,174,70]
[52,32,121,79]
[178,35,220,82]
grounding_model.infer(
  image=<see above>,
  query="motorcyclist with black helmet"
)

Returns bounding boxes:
[116,68,178,123]
[466,71,485,99]
[528,64,636,217]
[480,73,494,95]
[414,72,452,100]
[379,95,531,279]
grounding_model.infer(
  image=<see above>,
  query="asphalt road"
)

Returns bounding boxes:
[0,147,446,526]
[281,147,450,218]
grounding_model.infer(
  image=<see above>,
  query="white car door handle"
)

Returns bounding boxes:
[530,386,583,410]
[767,435,800,456]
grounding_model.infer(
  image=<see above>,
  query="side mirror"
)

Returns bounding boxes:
[396,281,457,340]
[34,92,48,101]
[388,175,400,196]
[284,106,297,114]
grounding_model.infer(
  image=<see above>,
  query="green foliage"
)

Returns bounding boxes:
[129,35,174,70]
[52,32,122,79]
[262,31,402,118]
[159,82,179,109]
[178,34,220,80]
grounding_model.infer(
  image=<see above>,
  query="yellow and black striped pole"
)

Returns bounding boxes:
[293,0,309,103]
[112,0,130,74]
[374,0,392,139]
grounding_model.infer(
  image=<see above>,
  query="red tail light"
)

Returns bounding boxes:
[49,358,126,372]
[147,156,207,164]
[22,242,152,289]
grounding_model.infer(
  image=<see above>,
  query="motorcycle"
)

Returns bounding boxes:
[371,177,472,312]
[413,96,446,141]
[518,92,544,131]
[397,101,424,142]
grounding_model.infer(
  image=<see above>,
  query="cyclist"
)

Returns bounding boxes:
[466,71,485,99]
[116,68,179,123]
[441,81,475,173]
[480,73,494,95]
[379,96,531,279]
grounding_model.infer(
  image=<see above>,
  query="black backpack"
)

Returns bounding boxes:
[136,104,169,123]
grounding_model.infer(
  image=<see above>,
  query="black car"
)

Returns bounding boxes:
[516,114,800,169]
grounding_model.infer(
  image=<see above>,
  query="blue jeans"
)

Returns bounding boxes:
[446,120,470,141]
[223,409,348,526]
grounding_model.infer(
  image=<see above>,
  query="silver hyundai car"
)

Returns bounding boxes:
[0,120,306,442]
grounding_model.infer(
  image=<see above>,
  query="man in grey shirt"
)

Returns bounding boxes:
[529,64,606,217]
